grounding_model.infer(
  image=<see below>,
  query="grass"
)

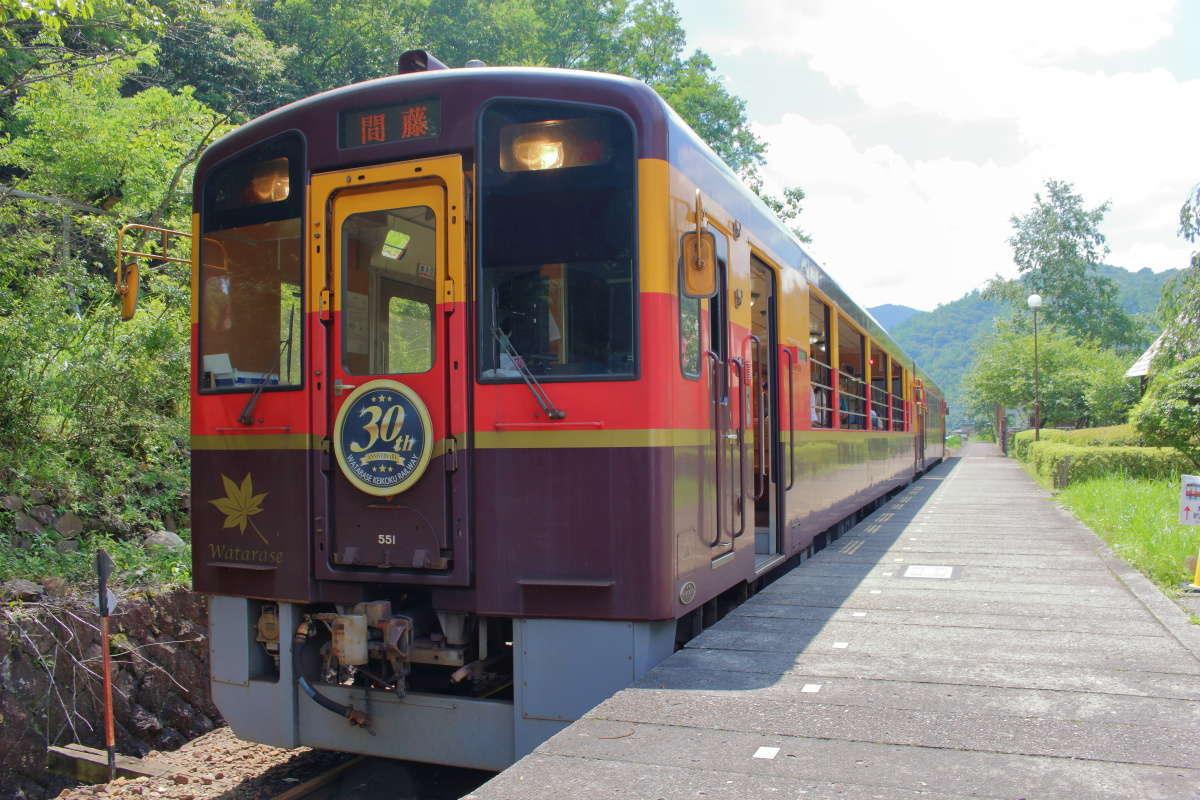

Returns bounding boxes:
[946,435,962,449]
[0,526,191,593]
[1057,476,1200,593]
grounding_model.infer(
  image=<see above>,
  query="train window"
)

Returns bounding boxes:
[868,342,888,431]
[837,316,866,429]
[680,295,701,378]
[892,365,907,431]
[199,133,304,392]
[340,207,435,375]
[477,101,636,381]
[809,294,832,428]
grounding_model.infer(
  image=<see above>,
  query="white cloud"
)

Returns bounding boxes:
[683,0,1198,308]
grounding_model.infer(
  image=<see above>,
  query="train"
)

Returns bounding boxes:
[177,50,945,770]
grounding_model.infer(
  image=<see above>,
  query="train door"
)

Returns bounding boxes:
[750,257,781,568]
[313,158,468,582]
[704,227,744,562]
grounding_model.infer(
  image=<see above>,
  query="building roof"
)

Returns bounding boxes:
[1125,333,1164,377]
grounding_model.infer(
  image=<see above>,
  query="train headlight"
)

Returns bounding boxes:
[247,157,290,203]
[513,135,564,171]
[500,117,610,172]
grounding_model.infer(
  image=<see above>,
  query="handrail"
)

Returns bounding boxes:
[748,335,767,502]
[810,356,834,428]
[837,368,869,429]
[782,348,795,490]
[729,356,747,540]
[114,223,192,320]
[705,349,724,547]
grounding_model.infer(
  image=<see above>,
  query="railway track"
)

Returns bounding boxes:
[269,756,490,800]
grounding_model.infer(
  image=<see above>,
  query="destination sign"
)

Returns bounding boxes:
[340,99,441,149]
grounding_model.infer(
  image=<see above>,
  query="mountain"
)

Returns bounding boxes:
[868,303,924,331]
[869,265,1180,427]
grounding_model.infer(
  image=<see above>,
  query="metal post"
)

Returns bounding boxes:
[96,549,116,782]
[1032,306,1041,441]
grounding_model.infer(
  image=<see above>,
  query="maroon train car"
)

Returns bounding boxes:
[187,53,946,768]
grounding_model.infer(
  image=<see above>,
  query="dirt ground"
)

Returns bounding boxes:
[53,728,352,800]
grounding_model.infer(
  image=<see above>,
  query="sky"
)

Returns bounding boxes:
[673,0,1200,311]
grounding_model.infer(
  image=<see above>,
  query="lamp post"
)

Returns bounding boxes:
[1027,293,1043,441]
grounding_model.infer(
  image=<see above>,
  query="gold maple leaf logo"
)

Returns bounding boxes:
[210,474,269,545]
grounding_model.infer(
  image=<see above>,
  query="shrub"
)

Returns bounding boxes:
[1060,424,1147,447]
[1026,441,1192,488]
[1130,356,1200,470]
[1012,428,1069,461]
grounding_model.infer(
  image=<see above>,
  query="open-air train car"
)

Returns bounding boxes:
[187,54,946,770]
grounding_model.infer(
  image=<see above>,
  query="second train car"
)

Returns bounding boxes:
[186,52,946,770]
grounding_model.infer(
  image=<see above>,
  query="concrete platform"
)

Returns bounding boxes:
[465,443,1200,799]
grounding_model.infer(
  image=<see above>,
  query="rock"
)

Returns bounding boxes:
[101,514,134,537]
[172,774,189,785]
[0,494,22,511]
[54,538,80,554]
[40,577,67,596]
[27,489,47,505]
[29,505,56,525]
[14,512,41,535]
[130,704,162,734]
[54,512,84,538]
[163,513,177,532]
[144,530,185,549]
[2,579,45,601]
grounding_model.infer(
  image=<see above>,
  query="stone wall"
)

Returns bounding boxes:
[0,590,218,800]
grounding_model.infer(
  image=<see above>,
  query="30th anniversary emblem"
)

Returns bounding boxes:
[333,379,433,496]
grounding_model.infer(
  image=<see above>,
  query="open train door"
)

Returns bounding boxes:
[312,157,470,585]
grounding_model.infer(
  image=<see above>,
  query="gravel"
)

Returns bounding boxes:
[54,727,353,800]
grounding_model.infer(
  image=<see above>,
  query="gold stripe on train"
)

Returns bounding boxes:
[193,434,452,458]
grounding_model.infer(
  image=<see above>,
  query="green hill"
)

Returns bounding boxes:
[868,303,924,331]
[870,265,1180,427]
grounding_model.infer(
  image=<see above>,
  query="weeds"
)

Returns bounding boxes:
[1057,476,1200,592]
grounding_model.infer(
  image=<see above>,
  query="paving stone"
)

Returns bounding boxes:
[469,443,1200,799]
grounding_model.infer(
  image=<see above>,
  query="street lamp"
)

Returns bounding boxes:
[1027,293,1043,441]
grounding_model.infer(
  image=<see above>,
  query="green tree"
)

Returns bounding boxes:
[996,179,1142,350]
[1154,183,1200,365]
[0,0,161,104]
[1130,356,1200,469]
[756,184,811,244]
[963,322,1139,429]
[252,0,424,106]
[133,0,291,119]
[0,56,224,533]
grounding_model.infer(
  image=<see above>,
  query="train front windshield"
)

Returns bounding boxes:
[198,134,304,391]
[477,102,637,380]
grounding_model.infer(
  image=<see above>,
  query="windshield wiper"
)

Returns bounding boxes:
[239,306,294,425]
[492,327,566,420]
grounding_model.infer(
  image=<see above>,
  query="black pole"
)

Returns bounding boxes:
[1032,307,1041,441]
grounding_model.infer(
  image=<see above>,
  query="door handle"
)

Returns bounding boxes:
[334,379,358,395]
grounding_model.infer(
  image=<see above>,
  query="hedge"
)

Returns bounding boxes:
[1011,428,1069,461]
[1025,441,1192,488]
[1011,424,1147,462]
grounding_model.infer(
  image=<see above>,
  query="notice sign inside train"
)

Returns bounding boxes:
[1182,475,1200,526]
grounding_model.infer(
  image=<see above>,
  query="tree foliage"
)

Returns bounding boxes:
[1130,356,1200,470]
[995,179,1142,351]
[962,322,1139,429]
[0,55,224,538]
[1154,183,1200,365]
